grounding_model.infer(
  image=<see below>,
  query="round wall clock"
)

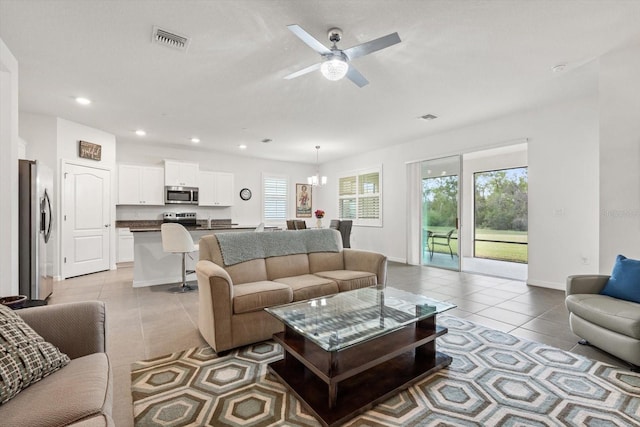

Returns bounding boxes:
[239,188,252,201]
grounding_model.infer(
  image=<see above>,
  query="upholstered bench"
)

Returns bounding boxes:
[196,229,387,353]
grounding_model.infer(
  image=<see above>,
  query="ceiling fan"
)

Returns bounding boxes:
[284,24,401,88]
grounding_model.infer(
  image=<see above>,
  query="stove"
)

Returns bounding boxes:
[163,212,197,226]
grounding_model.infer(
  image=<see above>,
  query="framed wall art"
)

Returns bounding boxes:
[296,183,312,218]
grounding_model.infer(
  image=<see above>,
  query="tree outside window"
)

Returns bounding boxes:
[474,167,528,263]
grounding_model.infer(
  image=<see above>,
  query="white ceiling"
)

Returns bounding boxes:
[1,0,640,164]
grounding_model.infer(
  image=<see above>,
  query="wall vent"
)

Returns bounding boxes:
[152,26,190,51]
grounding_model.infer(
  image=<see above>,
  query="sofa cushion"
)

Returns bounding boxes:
[309,252,345,273]
[565,293,640,339]
[0,353,112,427]
[314,270,378,292]
[274,274,339,301]
[600,254,640,303]
[233,281,293,314]
[0,304,70,405]
[266,254,310,280]
[225,259,269,287]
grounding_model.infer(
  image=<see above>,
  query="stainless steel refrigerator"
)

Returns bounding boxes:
[18,159,53,302]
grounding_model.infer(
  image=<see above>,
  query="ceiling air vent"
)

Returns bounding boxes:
[152,26,190,51]
[420,114,438,121]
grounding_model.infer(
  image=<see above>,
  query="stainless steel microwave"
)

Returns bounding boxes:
[165,186,199,205]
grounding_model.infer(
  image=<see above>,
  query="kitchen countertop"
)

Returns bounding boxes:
[129,223,278,287]
[117,218,234,230]
[116,220,278,232]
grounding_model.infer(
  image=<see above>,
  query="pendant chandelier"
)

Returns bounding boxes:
[307,145,327,187]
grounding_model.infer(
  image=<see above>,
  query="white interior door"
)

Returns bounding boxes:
[63,163,111,278]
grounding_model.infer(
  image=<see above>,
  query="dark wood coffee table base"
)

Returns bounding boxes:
[268,316,451,427]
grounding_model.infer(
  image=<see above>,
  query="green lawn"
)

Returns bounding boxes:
[423,227,528,263]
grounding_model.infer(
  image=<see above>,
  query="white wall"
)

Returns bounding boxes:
[320,87,600,290]
[0,37,19,296]
[18,114,118,277]
[57,118,117,272]
[116,141,317,226]
[20,113,57,162]
[599,43,640,272]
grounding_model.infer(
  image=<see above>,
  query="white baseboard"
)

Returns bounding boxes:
[526,279,564,291]
[387,256,406,263]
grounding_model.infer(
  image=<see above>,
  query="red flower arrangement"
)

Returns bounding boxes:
[314,209,325,219]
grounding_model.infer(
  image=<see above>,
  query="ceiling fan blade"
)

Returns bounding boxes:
[284,62,322,80]
[287,25,331,55]
[346,66,369,88]
[343,32,401,60]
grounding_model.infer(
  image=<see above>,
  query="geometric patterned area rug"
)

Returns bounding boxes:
[131,316,640,426]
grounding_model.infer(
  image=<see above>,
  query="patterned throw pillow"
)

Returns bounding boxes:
[0,304,70,404]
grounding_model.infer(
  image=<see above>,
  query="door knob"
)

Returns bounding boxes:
[104,224,110,228]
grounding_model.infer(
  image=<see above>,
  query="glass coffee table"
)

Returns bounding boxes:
[265,285,456,427]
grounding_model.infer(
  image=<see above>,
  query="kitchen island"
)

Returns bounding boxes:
[128,225,276,287]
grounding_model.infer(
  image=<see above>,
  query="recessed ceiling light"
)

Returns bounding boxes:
[191,137,200,143]
[135,129,146,136]
[75,97,91,105]
[420,114,438,120]
[238,144,247,150]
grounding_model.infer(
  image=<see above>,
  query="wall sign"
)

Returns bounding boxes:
[78,140,102,161]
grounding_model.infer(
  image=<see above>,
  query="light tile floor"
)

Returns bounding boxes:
[47,262,630,427]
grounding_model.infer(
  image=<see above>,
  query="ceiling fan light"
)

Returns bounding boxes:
[320,58,349,81]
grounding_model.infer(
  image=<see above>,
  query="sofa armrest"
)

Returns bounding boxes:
[17,301,107,359]
[343,249,388,285]
[566,275,610,296]
[196,260,235,352]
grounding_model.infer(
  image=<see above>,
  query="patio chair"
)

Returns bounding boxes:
[429,229,455,259]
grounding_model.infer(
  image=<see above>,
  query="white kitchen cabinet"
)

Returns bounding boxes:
[117,164,165,205]
[164,160,199,187]
[117,228,134,263]
[198,171,235,206]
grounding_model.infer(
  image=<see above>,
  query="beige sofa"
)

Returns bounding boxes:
[0,301,113,426]
[566,275,640,369]
[196,229,387,353]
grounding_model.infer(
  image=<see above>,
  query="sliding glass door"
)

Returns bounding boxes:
[421,156,461,270]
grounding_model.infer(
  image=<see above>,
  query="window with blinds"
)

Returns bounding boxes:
[263,174,288,224]
[338,166,382,226]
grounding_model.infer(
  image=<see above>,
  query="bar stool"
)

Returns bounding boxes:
[160,223,199,293]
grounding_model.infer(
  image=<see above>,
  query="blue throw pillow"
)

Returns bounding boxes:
[600,254,640,303]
